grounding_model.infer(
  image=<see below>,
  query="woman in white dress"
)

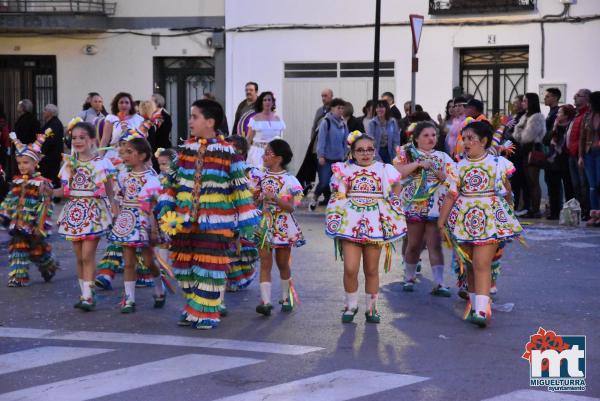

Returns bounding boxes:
[246,91,286,169]
[99,92,144,162]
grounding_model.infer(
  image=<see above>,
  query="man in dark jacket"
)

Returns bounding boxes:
[382,91,402,126]
[40,104,64,189]
[10,99,41,180]
[151,93,173,148]
[232,82,258,135]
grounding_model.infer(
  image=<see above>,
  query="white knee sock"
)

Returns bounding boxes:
[153,276,164,296]
[468,292,476,310]
[404,263,417,281]
[281,279,290,301]
[432,265,444,286]
[345,291,358,309]
[475,294,490,316]
[124,281,136,303]
[366,293,379,312]
[82,281,93,299]
[260,282,272,304]
[78,279,84,294]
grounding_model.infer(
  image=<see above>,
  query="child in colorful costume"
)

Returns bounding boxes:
[156,99,259,329]
[107,134,165,313]
[438,121,523,328]
[0,132,58,287]
[326,131,407,323]
[250,139,305,316]
[55,122,116,310]
[394,121,455,295]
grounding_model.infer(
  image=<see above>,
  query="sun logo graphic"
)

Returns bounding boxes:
[522,327,586,392]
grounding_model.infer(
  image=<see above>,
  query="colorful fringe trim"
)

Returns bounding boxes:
[95,242,156,286]
[7,235,58,284]
[226,238,258,291]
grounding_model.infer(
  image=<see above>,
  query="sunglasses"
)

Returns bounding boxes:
[354,147,375,154]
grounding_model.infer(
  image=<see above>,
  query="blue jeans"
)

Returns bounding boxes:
[314,160,337,201]
[584,148,600,210]
[568,155,589,215]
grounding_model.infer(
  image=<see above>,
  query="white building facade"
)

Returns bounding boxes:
[226,0,600,172]
[0,0,225,144]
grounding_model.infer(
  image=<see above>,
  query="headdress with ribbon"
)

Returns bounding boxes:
[10,132,46,162]
[119,128,146,142]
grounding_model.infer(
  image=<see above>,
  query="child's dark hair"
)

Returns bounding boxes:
[72,122,96,139]
[126,137,153,162]
[412,121,437,145]
[267,139,293,169]
[463,121,494,148]
[157,148,177,161]
[349,132,375,152]
[225,135,249,158]
[191,99,224,129]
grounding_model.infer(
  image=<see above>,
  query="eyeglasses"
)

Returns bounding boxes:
[263,150,275,157]
[354,148,375,154]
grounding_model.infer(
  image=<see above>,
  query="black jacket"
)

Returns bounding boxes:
[39,116,64,188]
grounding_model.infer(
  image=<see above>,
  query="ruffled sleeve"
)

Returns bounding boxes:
[228,150,260,237]
[494,156,515,196]
[94,158,116,198]
[382,163,401,197]
[58,158,72,196]
[330,162,347,196]
[281,174,304,208]
[444,161,460,197]
[247,167,264,193]
[138,173,162,213]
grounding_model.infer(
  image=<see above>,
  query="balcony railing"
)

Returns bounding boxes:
[429,0,535,15]
[0,1,116,16]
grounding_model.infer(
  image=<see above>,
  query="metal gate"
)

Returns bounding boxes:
[153,57,215,144]
[460,47,528,116]
[0,55,56,127]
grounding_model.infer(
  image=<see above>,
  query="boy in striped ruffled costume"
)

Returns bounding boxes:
[0,132,58,287]
[156,99,259,329]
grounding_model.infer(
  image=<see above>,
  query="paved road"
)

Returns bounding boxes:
[0,214,599,401]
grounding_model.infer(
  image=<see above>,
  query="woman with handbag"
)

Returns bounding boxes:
[514,93,546,218]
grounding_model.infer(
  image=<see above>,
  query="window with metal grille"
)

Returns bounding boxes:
[284,62,394,78]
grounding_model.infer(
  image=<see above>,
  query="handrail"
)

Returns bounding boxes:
[429,0,535,15]
[0,1,116,16]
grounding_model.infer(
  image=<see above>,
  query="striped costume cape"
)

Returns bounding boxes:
[156,135,259,328]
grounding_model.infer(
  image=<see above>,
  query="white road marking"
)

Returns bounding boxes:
[482,389,599,401]
[0,327,323,355]
[563,242,598,248]
[0,354,262,401]
[0,346,112,375]
[212,369,429,401]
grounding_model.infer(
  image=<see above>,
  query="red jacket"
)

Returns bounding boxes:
[568,105,590,157]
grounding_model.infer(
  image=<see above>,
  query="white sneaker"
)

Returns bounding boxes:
[515,209,528,217]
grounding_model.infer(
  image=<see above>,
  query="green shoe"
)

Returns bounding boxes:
[431,285,451,297]
[218,304,228,317]
[280,299,293,313]
[470,312,488,328]
[79,297,96,312]
[402,279,416,292]
[341,307,358,323]
[365,309,381,324]
[120,299,136,314]
[153,294,166,309]
[256,303,273,316]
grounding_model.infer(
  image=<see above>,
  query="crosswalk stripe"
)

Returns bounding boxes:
[0,327,323,355]
[0,354,263,401]
[0,346,112,375]
[481,390,600,401]
[212,369,429,401]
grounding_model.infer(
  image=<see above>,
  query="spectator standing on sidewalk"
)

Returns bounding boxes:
[514,93,546,218]
[567,89,591,220]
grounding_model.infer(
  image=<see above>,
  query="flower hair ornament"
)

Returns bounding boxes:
[347,130,367,146]
[154,147,165,159]
[119,128,146,142]
[9,131,47,162]
[67,116,83,133]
